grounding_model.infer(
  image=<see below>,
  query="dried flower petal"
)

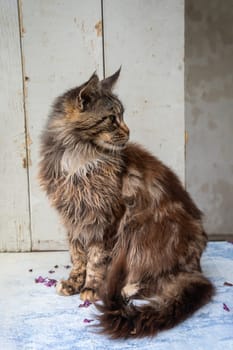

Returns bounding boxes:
[83,318,94,323]
[35,276,46,283]
[224,281,233,287]
[223,303,230,312]
[79,300,92,308]
[64,265,71,269]
[44,279,57,287]
[35,276,57,287]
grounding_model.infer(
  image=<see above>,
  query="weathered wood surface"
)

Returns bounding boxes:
[0,0,186,251]
[103,0,185,180]
[21,0,103,250]
[0,0,31,251]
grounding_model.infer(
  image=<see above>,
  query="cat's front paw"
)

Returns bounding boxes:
[80,288,99,302]
[56,279,80,296]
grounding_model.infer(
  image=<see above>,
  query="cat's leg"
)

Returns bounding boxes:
[80,243,108,302]
[57,240,86,296]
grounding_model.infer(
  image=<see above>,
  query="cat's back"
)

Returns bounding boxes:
[123,142,202,220]
[123,142,177,185]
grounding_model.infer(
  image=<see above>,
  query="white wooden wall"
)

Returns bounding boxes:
[0,0,184,251]
[0,0,31,251]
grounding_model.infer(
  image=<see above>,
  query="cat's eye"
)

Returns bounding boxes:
[109,115,116,123]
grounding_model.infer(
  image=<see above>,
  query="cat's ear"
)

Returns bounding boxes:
[101,67,121,90]
[77,72,100,111]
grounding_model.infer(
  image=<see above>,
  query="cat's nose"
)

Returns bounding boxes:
[120,122,130,137]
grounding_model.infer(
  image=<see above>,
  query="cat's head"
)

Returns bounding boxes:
[50,68,129,152]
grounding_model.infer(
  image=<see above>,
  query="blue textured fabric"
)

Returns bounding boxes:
[1,242,233,350]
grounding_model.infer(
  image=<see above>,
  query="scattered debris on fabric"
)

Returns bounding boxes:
[224,281,233,287]
[83,319,94,323]
[64,265,71,269]
[223,303,230,312]
[79,300,92,308]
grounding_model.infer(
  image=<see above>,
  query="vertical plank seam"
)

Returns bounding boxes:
[184,0,186,188]
[17,0,32,251]
[101,0,106,78]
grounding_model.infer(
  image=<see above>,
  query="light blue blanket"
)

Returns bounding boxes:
[0,242,232,350]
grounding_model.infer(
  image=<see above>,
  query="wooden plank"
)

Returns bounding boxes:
[0,0,31,251]
[103,0,185,181]
[20,0,103,250]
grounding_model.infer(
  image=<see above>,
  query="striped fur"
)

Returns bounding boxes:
[39,70,214,338]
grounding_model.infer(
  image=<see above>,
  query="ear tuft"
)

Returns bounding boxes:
[101,67,121,90]
[77,72,100,111]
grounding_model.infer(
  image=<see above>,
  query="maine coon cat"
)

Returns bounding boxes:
[39,69,214,338]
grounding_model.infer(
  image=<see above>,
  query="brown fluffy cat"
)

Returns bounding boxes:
[39,69,214,338]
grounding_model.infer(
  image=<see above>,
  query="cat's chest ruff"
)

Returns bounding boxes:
[59,149,122,219]
[61,149,102,177]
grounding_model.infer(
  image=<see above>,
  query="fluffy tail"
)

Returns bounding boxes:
[96,265,214,338]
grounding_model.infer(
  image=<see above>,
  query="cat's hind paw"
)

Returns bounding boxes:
[121,283,139,299]
[80,288,99,302]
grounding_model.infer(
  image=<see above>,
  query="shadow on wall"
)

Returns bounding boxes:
[185,0,233,237]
